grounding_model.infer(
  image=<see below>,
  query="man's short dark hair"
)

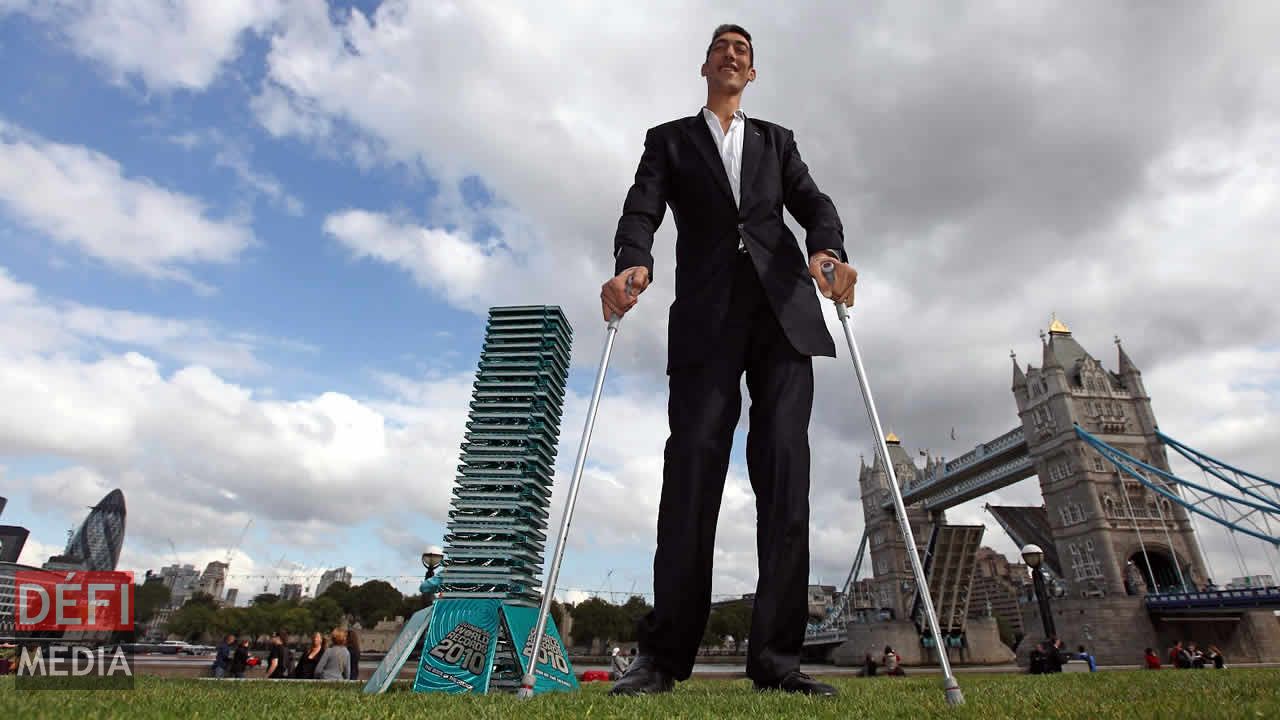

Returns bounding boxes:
[706,24,752,67]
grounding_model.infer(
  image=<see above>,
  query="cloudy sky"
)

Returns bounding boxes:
[2,1,1277,604]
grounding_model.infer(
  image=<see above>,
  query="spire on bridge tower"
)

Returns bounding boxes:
[1011,350,1027,391]
[1041,332,1062,370]
[1116,335,1140,375]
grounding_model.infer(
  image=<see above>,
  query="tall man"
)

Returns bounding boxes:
[602,24,857,696]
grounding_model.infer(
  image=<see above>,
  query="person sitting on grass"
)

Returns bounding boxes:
[1046,636,1065,673]
[314,628,351,681]
[1029,642,1047,674]
[1189,642,1205,669]
[1175,641,1194,669]
[1076,645,1097,672]
[1206,645,1225,669]
[858,648,878,677]
[1143,647,1162,669]
[610,648,630,680]
[882,646,904,676]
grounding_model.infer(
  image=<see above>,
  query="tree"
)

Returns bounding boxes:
[306,596,344,633]
[569,596,625,648]
[618,595,652,642]
[217,607,248,636]
[280,607,314,637]
[252,592,280,606]
[550,600,568,634]
[184,592,218,610]
[318,581,353,615]
[134,582,172,625]
[167,603,216,642]
[707,602,751,652]
[401,593,432,618]
[350,580,403,628]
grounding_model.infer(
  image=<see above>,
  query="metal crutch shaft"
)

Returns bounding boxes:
[517,275,633,699]
[821,262,965,706]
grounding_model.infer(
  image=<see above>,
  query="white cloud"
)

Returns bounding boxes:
[0,266,265,374]
[0,122,253,286]
[16,536,64,569]
[2,0,285,91]
[323,209,570,314]
[0,348,470,553]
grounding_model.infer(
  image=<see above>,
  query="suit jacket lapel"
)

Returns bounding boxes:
[682,114,736,208]
[739,116,763,212]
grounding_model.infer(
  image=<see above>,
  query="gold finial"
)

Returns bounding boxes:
[885,431,900,444]
[1048,312,1070,334]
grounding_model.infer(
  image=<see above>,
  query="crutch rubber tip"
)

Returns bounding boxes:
[943,676,965,706]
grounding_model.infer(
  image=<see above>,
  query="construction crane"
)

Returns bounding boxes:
[166,538,181,567]
[225,519,253,565]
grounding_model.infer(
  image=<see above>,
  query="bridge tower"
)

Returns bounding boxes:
[858,433,939,620]
[1012,317,1207,597]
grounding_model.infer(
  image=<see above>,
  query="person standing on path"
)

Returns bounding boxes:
[604,23,857,698]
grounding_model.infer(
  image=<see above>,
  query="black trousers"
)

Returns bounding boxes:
[637,250,814,683]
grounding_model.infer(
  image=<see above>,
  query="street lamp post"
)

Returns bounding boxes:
[421,545,444,605]
[1021,544,1056,639]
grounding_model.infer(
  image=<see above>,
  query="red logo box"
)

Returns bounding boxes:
[15,570,135,632]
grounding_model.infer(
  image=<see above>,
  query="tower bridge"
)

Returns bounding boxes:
[806,317,1280,666]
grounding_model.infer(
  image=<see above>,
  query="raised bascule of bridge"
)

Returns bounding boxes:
[806,317,1280,666]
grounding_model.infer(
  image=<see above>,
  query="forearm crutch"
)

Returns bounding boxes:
[517,275,633,699]
[821,261,964,706]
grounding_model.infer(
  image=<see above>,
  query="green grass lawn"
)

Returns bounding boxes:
[3,670,1277,719]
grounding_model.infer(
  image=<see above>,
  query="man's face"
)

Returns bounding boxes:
[701,32,755,92]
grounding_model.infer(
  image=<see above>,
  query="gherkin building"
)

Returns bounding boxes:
[65,489,127,571]
[442,306,571,605]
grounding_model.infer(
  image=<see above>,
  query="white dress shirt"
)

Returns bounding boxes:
[701,107,746,209]
[703,107,748,252]
[696,107,836,263]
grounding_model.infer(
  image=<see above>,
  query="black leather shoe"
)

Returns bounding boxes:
[609,655,675,696]
[754,670,838,697]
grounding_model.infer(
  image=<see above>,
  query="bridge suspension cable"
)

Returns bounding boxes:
[806,528,870,640]
[1075,426,1280,549]
[1157,431,1280,511]
[1161,430,1280,583]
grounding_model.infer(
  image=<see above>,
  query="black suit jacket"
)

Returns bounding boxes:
[613,111,847,374]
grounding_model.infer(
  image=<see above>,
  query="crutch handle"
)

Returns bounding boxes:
[607,273,637,327]
[819,260,848,320]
